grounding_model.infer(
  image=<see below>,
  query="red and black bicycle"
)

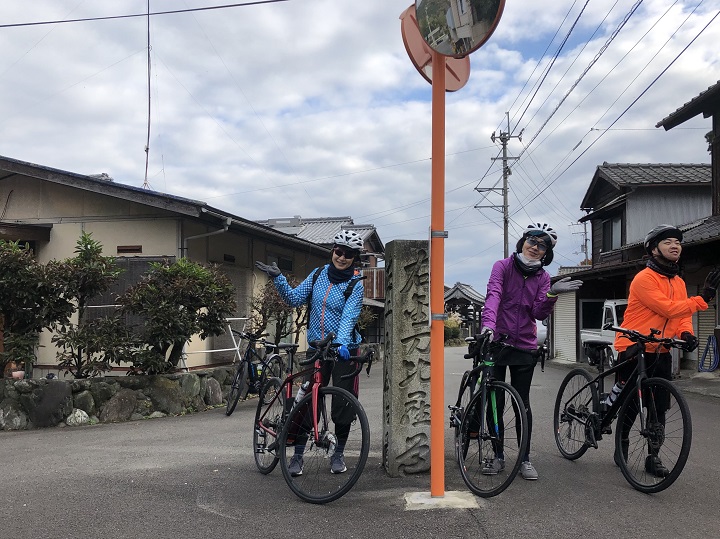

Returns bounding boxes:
[252,333,373,504]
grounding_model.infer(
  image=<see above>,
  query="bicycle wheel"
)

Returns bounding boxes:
[554,368,598,460]
[265,353,284,379]
[616,377,691,493]
[279,386,370,504]
[225,360,249,416]
[253,377,284,474]
[456,380,528,497]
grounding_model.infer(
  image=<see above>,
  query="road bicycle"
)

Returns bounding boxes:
[253,333,374,504]
[225,330,284,416]
[449,333,529,497]
[554,324,692,493]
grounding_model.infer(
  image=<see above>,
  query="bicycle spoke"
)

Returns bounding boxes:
[253,377,284,474]
[279,386,369,504]
[554,368,598,460]
[616,377,691,493]
[456,381,528,497]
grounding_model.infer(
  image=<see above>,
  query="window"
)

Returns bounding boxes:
[602,216,622,251]
[85,256,176,333]
[580,300,604,330]
[268,254,293,272]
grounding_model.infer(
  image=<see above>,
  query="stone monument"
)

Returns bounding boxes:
[382,240,431,476]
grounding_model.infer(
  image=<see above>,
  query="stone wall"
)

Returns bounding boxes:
[0,367,237,431]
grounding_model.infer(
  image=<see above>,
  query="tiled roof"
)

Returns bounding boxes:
[679,215,720,245]
[656,80,720,130]
[597,163,710,186]
[444,282,485,304]
[257,216,383,252]
[0,155,328,255]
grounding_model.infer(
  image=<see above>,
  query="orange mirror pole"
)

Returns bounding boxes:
[430,51,446,497]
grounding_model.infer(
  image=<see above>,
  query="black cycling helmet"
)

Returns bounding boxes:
[644,224,682,255]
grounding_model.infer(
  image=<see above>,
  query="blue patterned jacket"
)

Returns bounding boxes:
[272,264,364,348]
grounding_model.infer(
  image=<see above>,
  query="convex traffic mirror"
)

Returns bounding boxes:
[415,0,505,58]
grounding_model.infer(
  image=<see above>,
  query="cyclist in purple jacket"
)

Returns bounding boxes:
[480,223,582,480]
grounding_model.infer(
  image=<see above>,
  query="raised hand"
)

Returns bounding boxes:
[549,276,583,295]
[254,261,281,278]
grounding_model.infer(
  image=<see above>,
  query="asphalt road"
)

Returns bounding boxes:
[2,348,719,539]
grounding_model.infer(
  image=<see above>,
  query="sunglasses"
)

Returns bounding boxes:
[333,246,358,259]
[525,237,548,252]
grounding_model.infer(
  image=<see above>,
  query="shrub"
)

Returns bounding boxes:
[0,241,74,370]
[119,258,237,374]
[52,232,124,378]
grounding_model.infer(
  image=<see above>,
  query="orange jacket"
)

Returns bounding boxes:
[614,267,707,353]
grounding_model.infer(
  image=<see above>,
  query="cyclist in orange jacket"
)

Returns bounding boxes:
[613,224,720,476]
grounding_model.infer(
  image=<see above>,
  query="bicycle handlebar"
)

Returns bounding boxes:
[231,329,277,349]
[300,332,374,378]
[604,323,687,349]
[464,333,546,370]
[302,333,337,365]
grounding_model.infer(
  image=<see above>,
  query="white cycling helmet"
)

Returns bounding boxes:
[333,229,364,251]
[525,222,558,247]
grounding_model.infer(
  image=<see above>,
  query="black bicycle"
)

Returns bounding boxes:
[225,330,284,416]
[450,334,529,497]
[253,333,374,504]
[554,324,692,493]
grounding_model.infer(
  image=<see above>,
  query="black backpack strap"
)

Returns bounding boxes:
[343,275,365,300]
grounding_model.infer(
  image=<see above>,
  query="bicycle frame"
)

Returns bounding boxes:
[256,337,371,447]
[561,335,672,449]
[450,336,505,439]
[255,352,312,442]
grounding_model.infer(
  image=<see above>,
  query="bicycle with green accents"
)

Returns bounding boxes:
[450,334,529,497]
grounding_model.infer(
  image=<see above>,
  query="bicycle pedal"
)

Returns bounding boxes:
[601,426,612,435]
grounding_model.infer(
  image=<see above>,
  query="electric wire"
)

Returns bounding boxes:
[0,0,292,29]
[510,0,591,136]
[520,0,683,162]
[519,0,646,156]
[516,8,720,208]
[503,0,582,135]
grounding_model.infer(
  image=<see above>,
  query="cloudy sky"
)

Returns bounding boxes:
[0,0,717,293]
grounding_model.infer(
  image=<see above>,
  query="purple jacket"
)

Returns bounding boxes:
[481,255,557,351]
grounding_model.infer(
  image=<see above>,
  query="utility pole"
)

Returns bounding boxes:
[484,112,521,257]
[570,222,590,264]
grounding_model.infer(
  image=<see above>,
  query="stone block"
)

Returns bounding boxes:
[383,240,431,477]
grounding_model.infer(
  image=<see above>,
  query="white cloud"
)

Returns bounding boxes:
[0,0,717,294]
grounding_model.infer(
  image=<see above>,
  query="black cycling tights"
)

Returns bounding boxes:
[492,363,535,462]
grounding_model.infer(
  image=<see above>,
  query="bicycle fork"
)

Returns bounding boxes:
[481,386,501,459]
[449,372,471,429]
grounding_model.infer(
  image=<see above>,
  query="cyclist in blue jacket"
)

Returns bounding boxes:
[255,229,365,477]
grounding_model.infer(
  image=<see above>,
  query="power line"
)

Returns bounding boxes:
[520,0,646,156]
[0,1,291,29]
[510,0,591,136]
[518,0,684,160]
[520,8,720,206]
[503,0,582,135]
